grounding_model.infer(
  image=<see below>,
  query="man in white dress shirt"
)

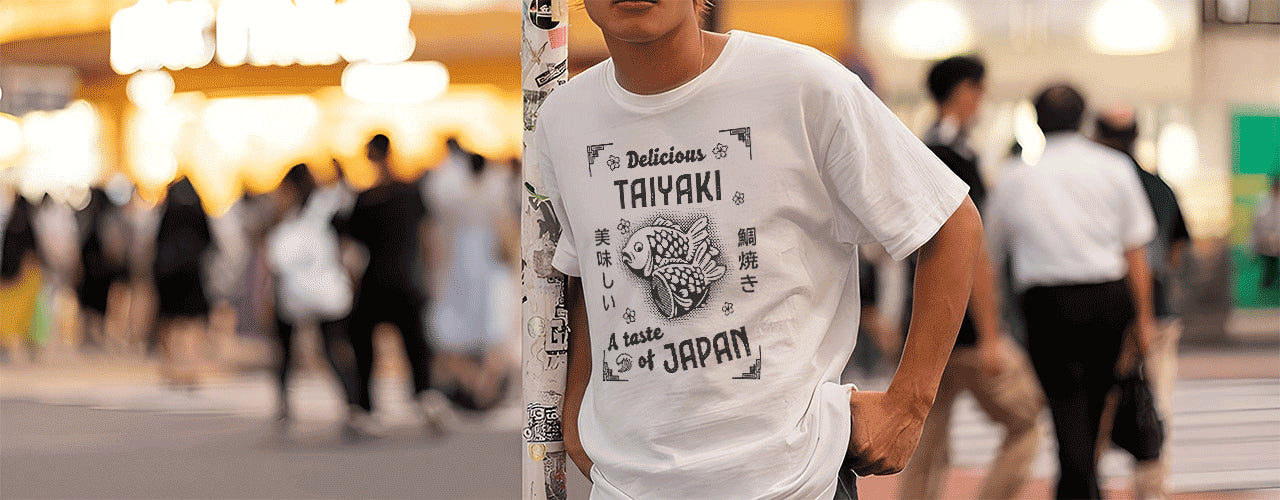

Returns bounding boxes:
[985,84,1157,500]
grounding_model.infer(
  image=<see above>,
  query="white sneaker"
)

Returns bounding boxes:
[341,408,381,442]
[419,389,456,437]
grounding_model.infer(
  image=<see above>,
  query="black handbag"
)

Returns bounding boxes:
[1110,362,1165,461]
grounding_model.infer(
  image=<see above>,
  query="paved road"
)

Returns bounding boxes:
[2,363,1278,499]
[0,372,595,500]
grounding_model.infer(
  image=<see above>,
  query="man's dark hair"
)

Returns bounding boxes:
[1095,114,1138,155]
[1033,84,1086,134]
[469,153,487,176]
[366,133,391,163]
[926,56,985,105]
[281,163,316,206]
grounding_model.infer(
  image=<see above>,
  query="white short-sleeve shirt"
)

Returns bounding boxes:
[986,134,1156,291]
[536,31,968,500]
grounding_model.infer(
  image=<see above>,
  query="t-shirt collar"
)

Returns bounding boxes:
[602,30,744,113]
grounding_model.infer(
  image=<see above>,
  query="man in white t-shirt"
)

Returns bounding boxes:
[536,1,983,498]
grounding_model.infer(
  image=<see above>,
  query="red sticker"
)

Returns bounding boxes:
[549,26,568,49]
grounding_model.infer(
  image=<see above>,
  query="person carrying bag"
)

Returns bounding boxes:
[1096,325,1166,487]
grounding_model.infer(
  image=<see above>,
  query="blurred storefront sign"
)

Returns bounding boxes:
[110,0,415,74]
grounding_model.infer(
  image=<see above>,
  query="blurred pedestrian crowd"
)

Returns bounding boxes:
[842,55,1229,500]
[2,52,1275,500]
[0,133,521,441]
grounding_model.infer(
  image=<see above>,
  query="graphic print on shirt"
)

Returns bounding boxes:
[720,127,752,159]
[586,143,611,177]
[584,128,762,382]
[621,216,727,319]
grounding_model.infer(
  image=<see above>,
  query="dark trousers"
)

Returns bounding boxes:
[1022,280,1133,500]
[348,287,434,412]
[833,454,860,499]
[275,315,360,408]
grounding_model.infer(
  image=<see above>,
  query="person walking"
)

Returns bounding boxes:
[538,1,985,497]
[1094,106,1192,499]
[336,134,449,434]
[1253,177,1280,290]
[266,164,363,436]
[985,84,1158,499]
[899,55,1045,500]
[1,194,44,361]
[152,178,216,388]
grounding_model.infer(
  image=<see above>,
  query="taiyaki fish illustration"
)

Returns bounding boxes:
[621,216,726,319]
[621,216,712,278]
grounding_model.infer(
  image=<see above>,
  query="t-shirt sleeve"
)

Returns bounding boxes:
[535,123,581,277]
[1117,164,1157,250]
[814,66,969,261]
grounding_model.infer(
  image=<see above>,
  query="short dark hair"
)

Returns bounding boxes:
[926,56,985,105]
[1094,114,1138,155]
[281,163,316,206]
[366,134,391,163]
[1033,84,1086,134]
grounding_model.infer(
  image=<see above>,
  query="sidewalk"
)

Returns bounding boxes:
[3,345,1277,499]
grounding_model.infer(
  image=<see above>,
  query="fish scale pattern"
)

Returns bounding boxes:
[646,228,690,267]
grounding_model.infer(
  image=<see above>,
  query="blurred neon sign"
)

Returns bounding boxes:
[111,0,415,75]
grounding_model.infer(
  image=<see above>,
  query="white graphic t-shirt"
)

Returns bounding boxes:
[536,31,968,500]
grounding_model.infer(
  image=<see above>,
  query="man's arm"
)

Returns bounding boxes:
[1124,247,1157,357]
[563,276,594,480]
[847,196,982,476]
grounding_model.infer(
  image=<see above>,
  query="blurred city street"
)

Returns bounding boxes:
[3,343,1278,499]
[3,0,1280,498]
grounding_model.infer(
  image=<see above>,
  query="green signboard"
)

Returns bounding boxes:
[1230,111,1280,309]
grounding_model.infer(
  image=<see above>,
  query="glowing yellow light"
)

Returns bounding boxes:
[342,61,449,104]
[341,0,416,64]
[1088,0,1173,56]
[17,102,104,197]
[889,1,973,60]
[127,71,175,109]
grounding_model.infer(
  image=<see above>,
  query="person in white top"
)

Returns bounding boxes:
[426,145,518,411]
[985,84,1157,500]
[537,1,985,498]
[265,164,362,435]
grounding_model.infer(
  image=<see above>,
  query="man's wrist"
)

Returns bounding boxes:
[882,382,935,418]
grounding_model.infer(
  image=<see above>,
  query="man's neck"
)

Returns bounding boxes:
[937,110,968,133]
[605,23,728,95]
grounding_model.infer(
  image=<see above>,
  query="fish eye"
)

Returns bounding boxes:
[633,242,643,252]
